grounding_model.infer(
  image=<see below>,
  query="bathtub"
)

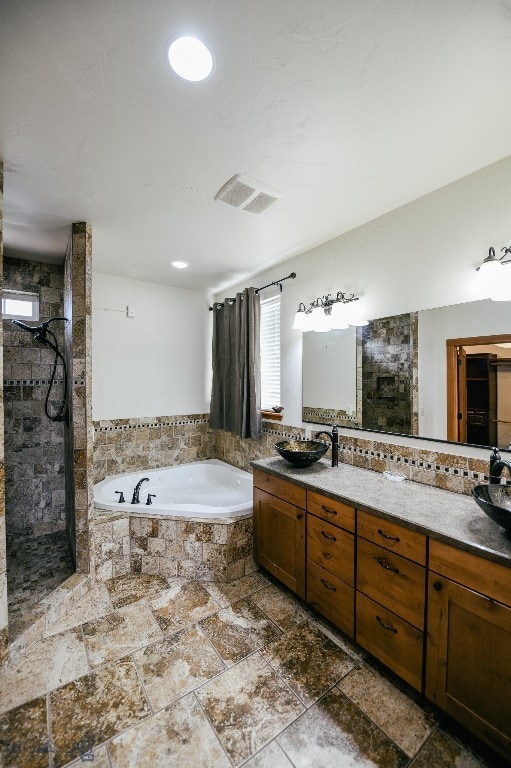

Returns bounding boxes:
[94,459,253,519]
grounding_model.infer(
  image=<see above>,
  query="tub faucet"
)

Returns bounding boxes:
[131,477,149,504]
[314,425,339,467]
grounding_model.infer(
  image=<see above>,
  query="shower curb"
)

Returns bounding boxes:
[7,572,93,659]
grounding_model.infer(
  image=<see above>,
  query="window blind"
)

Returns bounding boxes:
[260,295,281,409]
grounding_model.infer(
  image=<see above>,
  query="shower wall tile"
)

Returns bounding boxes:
[2,257,66,539]
[0,161,7,665]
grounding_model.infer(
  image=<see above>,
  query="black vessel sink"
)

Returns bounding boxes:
[472,484,511,533]
[275,439,329,468]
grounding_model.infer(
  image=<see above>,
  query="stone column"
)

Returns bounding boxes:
[64,223,94,575]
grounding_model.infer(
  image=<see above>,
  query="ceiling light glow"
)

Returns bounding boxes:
[168,36,213,82]
[171,261,188,269]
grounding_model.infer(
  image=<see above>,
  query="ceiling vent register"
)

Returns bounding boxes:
[214,174,281,214]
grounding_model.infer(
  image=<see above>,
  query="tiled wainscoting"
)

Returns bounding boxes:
[89,414,490,592]
[93,514,255,583]
[93,415,214,483]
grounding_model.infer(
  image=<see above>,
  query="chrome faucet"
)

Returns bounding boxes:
[314,425,339,467]
[131,477,149,504]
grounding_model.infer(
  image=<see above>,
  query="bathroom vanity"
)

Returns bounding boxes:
[252,458,511,760]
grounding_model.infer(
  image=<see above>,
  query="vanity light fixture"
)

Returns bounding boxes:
[293,291,368,332]
[476,246,511,301]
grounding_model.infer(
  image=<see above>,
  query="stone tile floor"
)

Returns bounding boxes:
[6,530,74,640]
[0,571,507,768]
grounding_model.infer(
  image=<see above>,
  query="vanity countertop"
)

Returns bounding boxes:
[251,457,511,568]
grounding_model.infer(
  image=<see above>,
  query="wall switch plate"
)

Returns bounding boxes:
[127,305,136,318]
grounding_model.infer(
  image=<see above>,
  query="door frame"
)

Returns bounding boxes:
[446,334,511,442]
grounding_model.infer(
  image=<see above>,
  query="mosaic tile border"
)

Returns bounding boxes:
[95,414,210,432]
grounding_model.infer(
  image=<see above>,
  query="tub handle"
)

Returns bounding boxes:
[146,494,156,506]
[115,491,125,503]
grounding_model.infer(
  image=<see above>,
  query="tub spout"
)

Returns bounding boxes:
[131,477,149,504]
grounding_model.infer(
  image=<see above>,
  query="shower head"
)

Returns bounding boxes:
[11,319,44,334]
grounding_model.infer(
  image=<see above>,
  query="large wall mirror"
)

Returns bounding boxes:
[302,299,511,451]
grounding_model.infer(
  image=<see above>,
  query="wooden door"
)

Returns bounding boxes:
[425,573,511,760]
[253,487,306,598]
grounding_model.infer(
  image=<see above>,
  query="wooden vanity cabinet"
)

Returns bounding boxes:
[306,492,355,638]
[253,470,306,599]
[355,510,427,691]
[426,541,511,760]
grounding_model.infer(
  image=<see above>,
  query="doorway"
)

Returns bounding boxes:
[446,335,511,448]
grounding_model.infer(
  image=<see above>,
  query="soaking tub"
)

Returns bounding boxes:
[94,459,253,519]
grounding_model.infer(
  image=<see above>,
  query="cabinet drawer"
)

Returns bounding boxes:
[357,538,425,629]
[307,513,354,587]
[307,490,355,532]
[429,540,511,607]
[356,592,423,691]
[253,469,306,509]
[357,510,426,565]
[307,561,354,638]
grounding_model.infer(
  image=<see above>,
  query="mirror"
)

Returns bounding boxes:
[302,299,511,450]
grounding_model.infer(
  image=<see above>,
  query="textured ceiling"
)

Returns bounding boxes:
[1,0,511,293]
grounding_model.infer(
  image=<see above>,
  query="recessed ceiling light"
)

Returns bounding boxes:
[171,261,188,269]
[167,36,213,82]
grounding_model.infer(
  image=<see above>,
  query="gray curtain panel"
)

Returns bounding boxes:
[210,287,262,439]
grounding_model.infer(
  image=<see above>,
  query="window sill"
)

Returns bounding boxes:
[261,410,283,421]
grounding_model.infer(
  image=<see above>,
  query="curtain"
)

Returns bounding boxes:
[210,287,262,439]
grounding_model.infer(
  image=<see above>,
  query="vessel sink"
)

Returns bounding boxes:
[472,484,511,533]
[275,439,329,468]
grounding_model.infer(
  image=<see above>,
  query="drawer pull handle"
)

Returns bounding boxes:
[376,557,400,575]
[323,552,332,560]
[433,581,442,592]
[297,513,303,520]
[376,615,397,633]
[321,531,337,541]
[377,528,400,543]
[321,578,337,592]
[322,505,337,516]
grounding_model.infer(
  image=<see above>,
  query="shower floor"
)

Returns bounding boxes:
[6,530,74,640]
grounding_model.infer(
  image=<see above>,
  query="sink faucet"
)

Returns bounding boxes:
[489,448,511,482]
[314,425,339,467]
[131,477,149,504]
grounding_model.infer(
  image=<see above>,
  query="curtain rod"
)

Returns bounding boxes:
[208,272,296,310]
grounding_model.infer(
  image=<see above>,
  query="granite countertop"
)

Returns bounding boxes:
[251,457,511,568]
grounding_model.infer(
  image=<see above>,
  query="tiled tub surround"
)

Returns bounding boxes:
[93,513,255,583]
[93,414,214,483]
[3,257,66,539]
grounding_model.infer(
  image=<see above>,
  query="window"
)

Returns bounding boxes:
[260,294,281,409]
[2,290,39,321]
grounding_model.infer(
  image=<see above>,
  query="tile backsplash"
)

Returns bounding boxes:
[93,415,488,497]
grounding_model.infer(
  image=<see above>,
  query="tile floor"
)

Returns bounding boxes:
[6,530,74,640]
[0,571,507,768]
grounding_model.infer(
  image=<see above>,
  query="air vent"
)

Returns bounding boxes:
[214,174,281,214]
